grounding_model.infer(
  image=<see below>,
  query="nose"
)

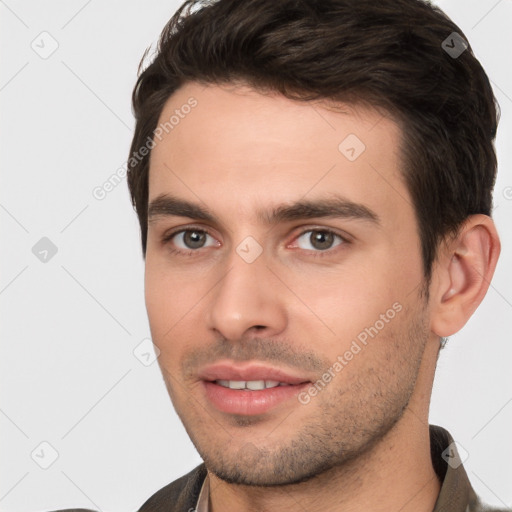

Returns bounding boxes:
[205,249,288,342]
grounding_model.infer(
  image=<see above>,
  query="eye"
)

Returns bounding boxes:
[165,228,219,252]
[294,229,345,252]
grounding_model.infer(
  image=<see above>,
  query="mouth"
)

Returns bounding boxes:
[214,379,295,390]
[198,362,312,416]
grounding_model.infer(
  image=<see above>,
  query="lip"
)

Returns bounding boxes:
[202,381,310,415]
[198,361,311,385]
[198,361,312,416]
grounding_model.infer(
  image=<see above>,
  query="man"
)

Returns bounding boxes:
[58,0,508,510]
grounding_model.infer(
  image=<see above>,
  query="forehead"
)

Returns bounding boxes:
[148,82,411,226]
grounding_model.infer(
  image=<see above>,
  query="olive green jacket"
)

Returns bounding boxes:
[54,425,510,512]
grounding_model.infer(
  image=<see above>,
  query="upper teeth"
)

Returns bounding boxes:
[215,380,291,390]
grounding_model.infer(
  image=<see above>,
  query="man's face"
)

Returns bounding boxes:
[145,82,432,485]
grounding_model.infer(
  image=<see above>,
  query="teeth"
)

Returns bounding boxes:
[215,380,288,390]
[246,380,265,390]
[228,380,246,389]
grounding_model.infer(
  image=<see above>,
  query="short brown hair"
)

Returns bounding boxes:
[127,0,499,281]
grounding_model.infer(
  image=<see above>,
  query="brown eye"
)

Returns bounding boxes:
[310,231,335,250]
[182,230,207,249]
[295,230,344,251]
[169,229,217,251]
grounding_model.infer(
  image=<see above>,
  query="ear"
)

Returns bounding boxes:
[430,214,501,337]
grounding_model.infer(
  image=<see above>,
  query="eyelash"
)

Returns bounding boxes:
[161,226,349,258]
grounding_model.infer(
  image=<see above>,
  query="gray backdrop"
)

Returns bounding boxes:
[1,0,511,510]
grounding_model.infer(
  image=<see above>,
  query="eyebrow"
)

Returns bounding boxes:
[147,193,380,226]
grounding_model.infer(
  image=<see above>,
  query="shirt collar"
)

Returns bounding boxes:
[196,472,209,512]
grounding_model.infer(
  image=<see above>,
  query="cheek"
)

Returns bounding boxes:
[282,267,416,366]
[144,261,165,327]
[145,255,182,303]
[326,303,424,392]
[144,260,185,341]
[144,257,213,352]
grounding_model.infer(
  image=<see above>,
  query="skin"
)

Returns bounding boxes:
[144,82,500,512]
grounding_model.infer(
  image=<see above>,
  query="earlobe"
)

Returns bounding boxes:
[430,215,500,337]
